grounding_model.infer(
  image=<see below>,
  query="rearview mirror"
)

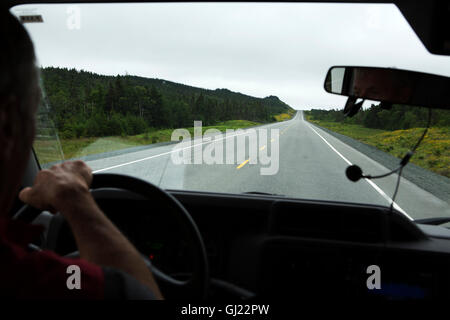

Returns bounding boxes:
[324,66,450,110]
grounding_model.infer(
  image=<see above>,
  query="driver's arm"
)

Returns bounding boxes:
[19,160,163,299]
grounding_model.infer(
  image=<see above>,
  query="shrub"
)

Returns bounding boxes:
[60,128,75,139]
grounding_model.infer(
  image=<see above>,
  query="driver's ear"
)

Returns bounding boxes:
[0,96,20,160]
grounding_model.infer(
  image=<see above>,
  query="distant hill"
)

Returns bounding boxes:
[40,67,293,138]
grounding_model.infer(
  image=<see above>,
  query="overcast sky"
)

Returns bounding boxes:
[11,2,450,110]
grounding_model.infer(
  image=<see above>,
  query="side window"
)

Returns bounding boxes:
[33,77,65,168]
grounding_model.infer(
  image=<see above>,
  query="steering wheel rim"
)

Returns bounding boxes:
[14,173,209,300]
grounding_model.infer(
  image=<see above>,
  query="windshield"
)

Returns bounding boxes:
[11,2,450,221]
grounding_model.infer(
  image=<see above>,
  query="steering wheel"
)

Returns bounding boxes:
[13,173,209,300]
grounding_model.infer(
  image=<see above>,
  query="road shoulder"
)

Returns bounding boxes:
[307,121,450,204]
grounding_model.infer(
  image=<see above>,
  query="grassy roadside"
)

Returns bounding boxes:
[34,119,261,165]
[274,108,296,121]
[306,118,450,178]
[124,119,261,147]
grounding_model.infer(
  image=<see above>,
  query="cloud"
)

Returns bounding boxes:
[12,2,450,110]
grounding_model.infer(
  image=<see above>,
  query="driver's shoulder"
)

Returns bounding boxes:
[0,235,104,299]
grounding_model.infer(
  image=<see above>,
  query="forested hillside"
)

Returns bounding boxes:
[305,104,450,130]
[40,67,293,139]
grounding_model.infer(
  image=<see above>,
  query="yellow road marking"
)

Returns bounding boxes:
[234,123,295,171]
[236,159,249,169]
[280,124,294,135]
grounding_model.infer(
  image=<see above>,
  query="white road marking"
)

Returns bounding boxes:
[93,120,292,174]
[93,130,248,173]
[306,121,412,220]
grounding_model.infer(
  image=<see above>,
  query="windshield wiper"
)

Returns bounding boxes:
[243,191,284,197]
[415,217,450,226]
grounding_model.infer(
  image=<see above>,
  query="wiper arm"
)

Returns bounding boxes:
[243,191,284,197]
[415,217,450,226]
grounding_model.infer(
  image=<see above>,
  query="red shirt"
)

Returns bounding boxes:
[0,217,104,299]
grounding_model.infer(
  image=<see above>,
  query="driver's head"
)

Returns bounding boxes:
[0,10,40,214]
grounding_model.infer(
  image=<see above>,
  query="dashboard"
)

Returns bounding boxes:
[32,189,450,300]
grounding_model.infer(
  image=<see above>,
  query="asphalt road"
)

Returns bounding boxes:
[85,111,450,220]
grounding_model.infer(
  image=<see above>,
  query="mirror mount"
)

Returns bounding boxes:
[379,101,393,110]
[343,97,364,117]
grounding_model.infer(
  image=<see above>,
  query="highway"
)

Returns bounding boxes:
[85,111,450,220]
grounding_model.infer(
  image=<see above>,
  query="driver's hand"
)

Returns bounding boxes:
[19,160,93,213]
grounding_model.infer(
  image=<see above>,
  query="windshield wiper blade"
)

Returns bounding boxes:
[415,217,450,225]
[243,191,284,197]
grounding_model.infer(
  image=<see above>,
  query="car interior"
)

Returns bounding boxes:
[5,0,450,301]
